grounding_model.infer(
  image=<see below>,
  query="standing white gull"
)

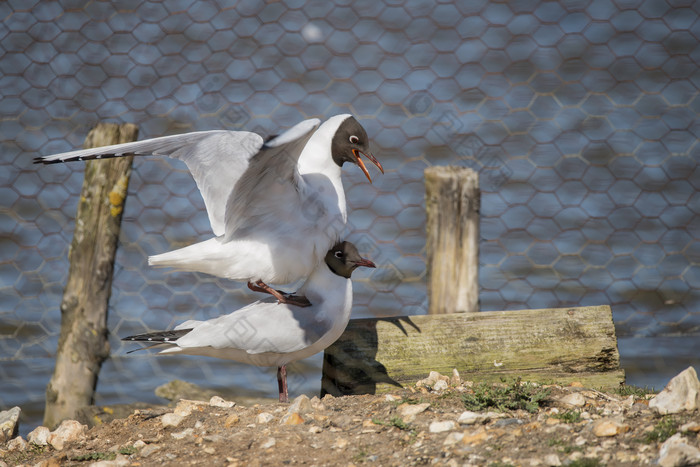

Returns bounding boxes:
[122,241,375,403]
[35,115,383,304]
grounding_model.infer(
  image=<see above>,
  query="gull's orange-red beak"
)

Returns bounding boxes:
[352,149,384,183]
[353,257,376,268]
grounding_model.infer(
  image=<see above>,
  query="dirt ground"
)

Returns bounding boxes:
[3,379,699,467]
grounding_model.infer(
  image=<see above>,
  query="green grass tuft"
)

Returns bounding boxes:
[71,451,117,462]
[568,458,603,467]
[644,416,678,444]
[461,378,550,413]
[615,384,655,398]
[554,409,582,423]
[118,446,138,456]
[372,416,412,431]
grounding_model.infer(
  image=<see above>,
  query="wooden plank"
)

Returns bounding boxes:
[44,123,138,429]
[322,305,624,396]
[424,166,479,314]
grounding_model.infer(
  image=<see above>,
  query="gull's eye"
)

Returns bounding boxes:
[349,135,359,144]
[334,251,343,259]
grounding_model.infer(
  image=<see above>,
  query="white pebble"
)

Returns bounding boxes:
[209,396,235,408]
[27,426,50,446]
[287,394,312,414]
[256,412,275,424]
[443,432,465,445]
[558,392,586,407]
[260,437,276,449]
[161,413,184,428]
[458,411,479,425]
[433,379,449,391]
[171,428,194,440]
[7,436,27,452]
[429,420,456,433]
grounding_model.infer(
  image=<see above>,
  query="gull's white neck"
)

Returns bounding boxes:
[296,114,351,223]
[298,261,352,314]
[297,114,350,178]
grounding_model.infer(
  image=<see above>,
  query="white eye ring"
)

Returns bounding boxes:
[349,135,359,144]
[334,251,343,258]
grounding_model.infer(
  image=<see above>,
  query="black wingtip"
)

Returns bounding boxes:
[34,153,126,165]
[121,328,193,342]
[263,134,279,146]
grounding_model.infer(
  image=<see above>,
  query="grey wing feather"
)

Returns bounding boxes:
[36,130,264,236]
[175,299,331,355]
[223,119,320,240]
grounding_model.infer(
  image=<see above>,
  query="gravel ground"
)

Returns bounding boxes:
[3,376,700,467]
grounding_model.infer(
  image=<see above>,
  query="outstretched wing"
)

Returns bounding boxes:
[223,119,321,240]
[35,130,264,236]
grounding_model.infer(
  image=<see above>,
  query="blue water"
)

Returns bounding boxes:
[3,0,700,438]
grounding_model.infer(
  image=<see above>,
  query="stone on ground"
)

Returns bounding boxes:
[591,417,629,437]
[6,436,27,452]
[0,407,20,443]
[47,420,87,451]
[89,453,130,467]
[280,412,304,425]
[397,402,430,422]
[416,371,450,390]
[209,396,235,408]
[458,411,480,425]
[429,420,456,433]
[558,392,586,407]
[256,412,274,424]
[174,399,206,417]
[288,394,312,414]
[161,413,185,428]
[171,428,194,440]
[260,437,276,449]
[27,426,50,445]
[543,453,562,466]
[649,366,700,414]
[658,433,700,467]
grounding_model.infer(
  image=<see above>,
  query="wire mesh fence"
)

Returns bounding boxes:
[2,0,700,432]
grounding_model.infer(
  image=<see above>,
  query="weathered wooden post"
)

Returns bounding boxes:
[424,166,479,314]
[44,123,138,429]
[322,306,625,394]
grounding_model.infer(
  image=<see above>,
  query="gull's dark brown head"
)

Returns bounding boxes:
[331,116,383,183]
[325,241,376,278]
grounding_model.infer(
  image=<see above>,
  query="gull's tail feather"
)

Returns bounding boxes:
[147,237,227,276]
[125,343,170,354]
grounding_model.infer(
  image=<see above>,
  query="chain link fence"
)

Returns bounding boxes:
[2,0,700,432]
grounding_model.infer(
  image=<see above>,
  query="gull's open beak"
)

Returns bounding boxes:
[352,149,384,183]
[353,257,376,269]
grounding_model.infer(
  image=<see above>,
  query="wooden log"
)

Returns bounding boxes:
[424,166,479,314]
[321,305,624,396]
[44,123,138,429]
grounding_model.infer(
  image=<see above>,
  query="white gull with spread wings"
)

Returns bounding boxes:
[36,115,383,302]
